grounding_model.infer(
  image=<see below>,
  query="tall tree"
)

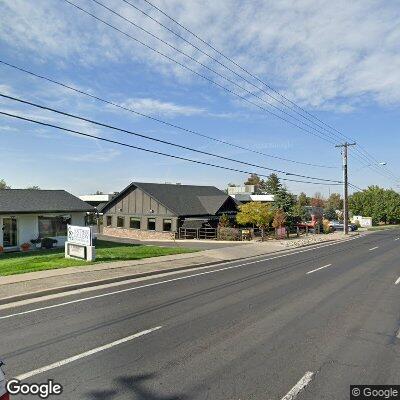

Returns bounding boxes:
[274,186,295,213]
[262,173,282,194]
[326,193,342,210]
[310,192,325,208]
[244,173,261,187]
[0,179,10,189]
[297,192,309,207]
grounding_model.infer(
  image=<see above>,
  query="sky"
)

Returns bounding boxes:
[0,0,400,197]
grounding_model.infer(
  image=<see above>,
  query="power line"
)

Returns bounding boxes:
[92,0,342,145]
[0,110,343,187]
[72,0,400,185]
[0,59,337,169]
[0,92,343,184]
[62,0,340,146]
[138,0,400,184]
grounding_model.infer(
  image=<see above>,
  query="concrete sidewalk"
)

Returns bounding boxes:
[0,232,357,304]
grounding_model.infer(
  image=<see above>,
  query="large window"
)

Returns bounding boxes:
[130,217,141,229]
[163,219,172,232]
[117,216,125,228]
[38,216,70,237]
[106,216,112,227]
[147,218,156,231]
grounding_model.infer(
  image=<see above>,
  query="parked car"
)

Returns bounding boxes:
[0,361,9,400]
[329,220,358,232]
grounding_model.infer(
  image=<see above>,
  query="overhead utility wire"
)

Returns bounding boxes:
[90,0,345,146]
[138,0,400,184]
[62,0,339,146]
[0,111,343,187]
[0,93,343,184]
[0,60,336,169]
[120,0,350,145]
[140,0,397,178]
[80,0,397,182]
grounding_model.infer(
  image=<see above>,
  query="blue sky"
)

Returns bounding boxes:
[0,0,399,196]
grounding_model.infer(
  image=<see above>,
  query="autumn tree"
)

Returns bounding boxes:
[236,202,274,240]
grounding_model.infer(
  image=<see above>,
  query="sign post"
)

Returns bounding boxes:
[65,225,96,261]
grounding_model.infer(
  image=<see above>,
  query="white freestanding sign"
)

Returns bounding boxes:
[65,225,96,261]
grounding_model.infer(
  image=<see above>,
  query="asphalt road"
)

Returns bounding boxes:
[1,230,400,399]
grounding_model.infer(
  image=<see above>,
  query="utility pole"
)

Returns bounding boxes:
[335,142,356,234]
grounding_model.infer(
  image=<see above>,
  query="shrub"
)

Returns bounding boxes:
[322,219,332,234]
[218,227,241,241]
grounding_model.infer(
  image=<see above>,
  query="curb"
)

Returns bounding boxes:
[0,236,358,306]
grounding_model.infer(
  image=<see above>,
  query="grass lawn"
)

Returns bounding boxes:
[0,240,197,276]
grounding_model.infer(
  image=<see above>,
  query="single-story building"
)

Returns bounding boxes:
[0,189,94,250]
[227,185,274,203]
[101,182,239,240]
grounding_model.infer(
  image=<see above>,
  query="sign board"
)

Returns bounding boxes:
[67,243,86,259]
[65,225,95,261]
[67,225,92,246]
[277,227,286,239]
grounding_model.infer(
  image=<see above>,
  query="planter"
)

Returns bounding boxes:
[20,243,31,252]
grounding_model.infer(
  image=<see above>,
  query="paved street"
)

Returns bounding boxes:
[1,229,400,399]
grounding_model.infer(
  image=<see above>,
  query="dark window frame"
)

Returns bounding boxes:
[130,217,141,229]
[163,219,172,232]
[147,218,156,231]
[106,215,112,227]
[117,216,125,228]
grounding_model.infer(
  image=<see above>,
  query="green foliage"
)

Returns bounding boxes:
[349,186,400,225]
[291,204,309,222]
[326,193,342,210]
[0,179,10,189]
[324,207,337,221]
[26,185,40,190]
[262,173,282,195]
[297,192,309,207]
[218,213,230,228]
[273,186,296,212]
[236,202,273,229]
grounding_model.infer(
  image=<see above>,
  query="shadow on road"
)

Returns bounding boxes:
[86,372,187,400]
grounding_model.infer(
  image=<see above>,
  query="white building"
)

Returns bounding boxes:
[227,185,274,204]
[0,189,93,251]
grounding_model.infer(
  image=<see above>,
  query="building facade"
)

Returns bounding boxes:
[0,189,93,250]
[102,182,239,240]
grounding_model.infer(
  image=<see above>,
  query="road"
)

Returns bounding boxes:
[1,229,399,399]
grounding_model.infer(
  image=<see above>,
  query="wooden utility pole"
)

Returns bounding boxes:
[335,142,356,234]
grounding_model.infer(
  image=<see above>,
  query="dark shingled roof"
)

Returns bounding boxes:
[103,182,238,217]
[0,189,94,214]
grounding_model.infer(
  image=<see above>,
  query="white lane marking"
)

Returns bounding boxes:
[281,371,314,400]
[395,277,400,285]
[369,246,379,251]
[15,326,162,381]
[306,264,332,275]
[0,236,363,319]
[395,238,400,241]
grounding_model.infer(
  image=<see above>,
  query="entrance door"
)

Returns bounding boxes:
[3,217,17,247]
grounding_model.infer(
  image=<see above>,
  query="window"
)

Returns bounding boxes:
[38,216,70,237]
[163,219,172,232]
[130,217,141,229]
[117,216,125,228]
[106,216,112,227]
[147,218,156,231]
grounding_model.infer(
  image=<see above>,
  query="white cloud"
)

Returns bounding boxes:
[121,97,204,117]
[1,0,400,112]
